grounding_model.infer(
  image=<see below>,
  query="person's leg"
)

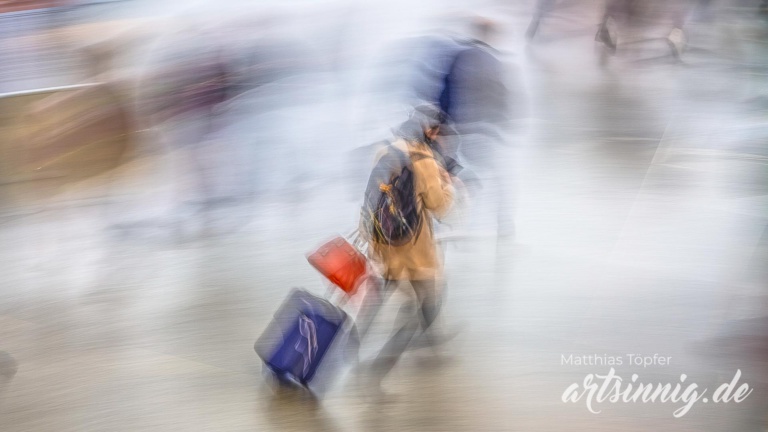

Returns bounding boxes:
[367,298,419,381]
[356,276,399,340]
[367,280,433,380]
[597,0,625,53]
[492,143,516,239]
[409,277,461,352]
[457,129,496,235]
[165,111,209,206]
[666,0,692,60]
[191,108,219,210]
[527,0,558,39]
[461,128,515,239]
[411,279,439,334]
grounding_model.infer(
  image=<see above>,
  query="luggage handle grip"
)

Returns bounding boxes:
[325,283,351,308]
[316,234,364,258]
[347,229,368,256]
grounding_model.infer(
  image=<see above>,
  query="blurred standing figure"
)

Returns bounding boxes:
[357,105,454,397]
[596,0,703,59]
[437,18,523,239]
[147,27,234,234]
[151,31,230,145]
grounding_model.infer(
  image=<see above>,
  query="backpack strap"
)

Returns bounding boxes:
[390,145,411,169]
[403,146,436,246]
[410,151,432,164]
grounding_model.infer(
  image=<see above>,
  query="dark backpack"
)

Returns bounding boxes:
[361,145,426,246]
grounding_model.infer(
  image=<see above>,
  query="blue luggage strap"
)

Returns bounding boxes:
[295,312,319,376]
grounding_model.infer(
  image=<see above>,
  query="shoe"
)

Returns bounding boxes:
[366,383,398,404]
[415,350,456,369]
[354,363,396,403]
[667,28,686,60]
[408,325,462,351]
[596,22,617,54]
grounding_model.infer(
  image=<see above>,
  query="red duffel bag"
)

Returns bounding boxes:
[307,235,368,295]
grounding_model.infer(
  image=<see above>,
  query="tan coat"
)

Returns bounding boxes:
[364,139,453,281]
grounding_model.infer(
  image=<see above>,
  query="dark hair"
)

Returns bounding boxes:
[412,103,446,127]
[395,104,445,143]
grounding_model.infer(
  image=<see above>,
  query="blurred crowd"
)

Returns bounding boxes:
[0,0,766,428]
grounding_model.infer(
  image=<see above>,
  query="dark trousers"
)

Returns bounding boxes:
[356,276,440,379]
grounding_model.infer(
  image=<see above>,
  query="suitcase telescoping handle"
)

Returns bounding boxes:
[317,231,366,258]
[347,229,368,257]
[325,283,352,307]
[324,272,378,308]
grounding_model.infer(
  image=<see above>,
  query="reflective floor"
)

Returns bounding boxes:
[0,1,767,431]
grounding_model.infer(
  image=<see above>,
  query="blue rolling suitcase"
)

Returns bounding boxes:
[255,288,354,395]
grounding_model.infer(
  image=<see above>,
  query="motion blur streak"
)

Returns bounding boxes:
[0,0,766,431]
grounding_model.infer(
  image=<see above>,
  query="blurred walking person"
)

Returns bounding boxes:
[143,26,235,237]
[595,0,702,60]
[394,18,523,239]
[437,18,524,239]
[356,105,454,398]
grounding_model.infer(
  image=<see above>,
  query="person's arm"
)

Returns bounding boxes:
[414,153,453,219]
